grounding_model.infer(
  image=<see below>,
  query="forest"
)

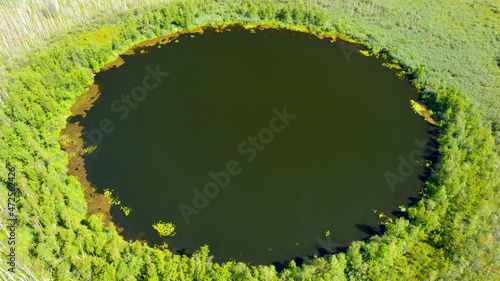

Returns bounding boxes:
[0,0,499,280]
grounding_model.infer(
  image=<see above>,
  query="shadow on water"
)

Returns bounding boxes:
[356,223,381,236]
[314,243,349,257]
[176,248,192,257]
[272,257,305,273]
[391,210,408,219]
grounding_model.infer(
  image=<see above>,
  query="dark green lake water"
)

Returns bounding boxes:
[80,25,431,265]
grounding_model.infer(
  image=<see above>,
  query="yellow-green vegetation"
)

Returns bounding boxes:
[83,144,97,154]
[154,242,170,250]
[382,62,401,69]
[359,50,372,57]
[152,220,176,237]
[0,0,498,280]
[120,205,132,216]
[359,50,381,58]
[396,69,410,80]
[103,188,121,205]
[410,99,426,116]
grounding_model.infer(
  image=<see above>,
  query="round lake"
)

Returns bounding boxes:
[80,25,431,265]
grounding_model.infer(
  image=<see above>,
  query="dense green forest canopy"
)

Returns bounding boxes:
[0,0,499,280]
